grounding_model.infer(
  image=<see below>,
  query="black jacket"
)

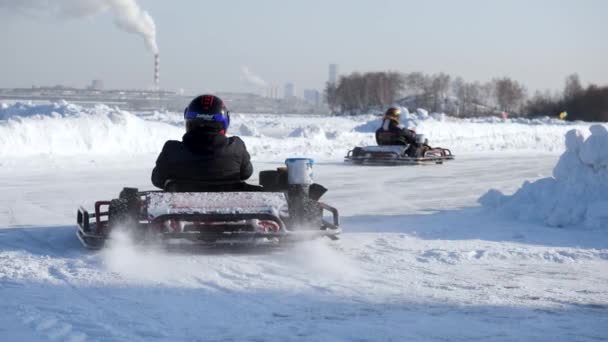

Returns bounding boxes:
[151,128,253,189]
[375,119,417,146]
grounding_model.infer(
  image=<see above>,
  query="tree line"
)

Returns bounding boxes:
[325,72,405,114]
[325,71,608,121]
[526,74,608,121]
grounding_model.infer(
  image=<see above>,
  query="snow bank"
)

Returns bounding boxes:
[353,111,592,152]
[0,102,182,157]
[479,125,608,229]
[288,124,327,139]
[0,101,603,160]
[235,123,261,137]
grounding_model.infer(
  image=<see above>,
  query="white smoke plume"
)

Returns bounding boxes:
[0,0,158,54]
[241,66,267,87]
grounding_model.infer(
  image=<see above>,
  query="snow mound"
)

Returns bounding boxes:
[416,108,429,119]
[0,102,181,157]
[288,124,326,139]
[479,125,608,229]
[236,123,261,137]
[354,117,383,133]
[430,112,446,121]
[352,112,597,152]
[0,100,111,120]
[0,101,604,160]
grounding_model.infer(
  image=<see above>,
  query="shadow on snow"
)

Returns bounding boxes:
[342,207,608,250]
[2,282,607,342]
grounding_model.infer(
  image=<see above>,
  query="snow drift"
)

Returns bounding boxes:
[0,101,603,160]
[479,125,608,229]
[0,102,181,157]
[354,107,592,153]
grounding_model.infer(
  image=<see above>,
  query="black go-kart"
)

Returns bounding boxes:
[76,167,340,249]
[345,144,454,165]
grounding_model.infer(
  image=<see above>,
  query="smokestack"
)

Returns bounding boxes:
[154,53,159,91]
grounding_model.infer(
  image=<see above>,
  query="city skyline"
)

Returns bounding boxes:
[0,0,607,94]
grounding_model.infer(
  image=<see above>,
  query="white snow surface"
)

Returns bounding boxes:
[0,101,602,159]
[480,125,608,229]
[0,101,607,341]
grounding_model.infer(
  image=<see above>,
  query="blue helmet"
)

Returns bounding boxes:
[184,94,230,132]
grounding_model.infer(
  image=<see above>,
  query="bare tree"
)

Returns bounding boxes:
[324,82,338,113]
[564,73,583,100]
[403,72,431,109]
[456,81,485,116]
[429,73,451,112]
[384,72,405,107]
[325,71,405,113]
[525,79,608,122]
[403,72,428,94]
[326,70,542,117]
[493,77,527,115]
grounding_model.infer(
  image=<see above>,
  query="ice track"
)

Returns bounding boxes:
[1,154,607,341]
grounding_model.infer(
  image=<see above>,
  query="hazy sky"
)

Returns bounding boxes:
[0,0,606,95]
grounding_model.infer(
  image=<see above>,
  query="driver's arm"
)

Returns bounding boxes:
[400,128,417,144]
[151,143,170,189]
[240,149,253,181]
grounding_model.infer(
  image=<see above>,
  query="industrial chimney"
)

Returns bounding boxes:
[154,53,160,91]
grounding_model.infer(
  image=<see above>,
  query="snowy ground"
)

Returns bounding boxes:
[1,102,607,341]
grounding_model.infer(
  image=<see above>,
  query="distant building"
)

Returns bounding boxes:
[89,79,104,91]
[266,85,279,99]
[328,64,339,84]
[284,82,296,99]
[303,89,321,106]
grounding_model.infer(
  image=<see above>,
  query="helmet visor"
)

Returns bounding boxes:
[184,111,230,129]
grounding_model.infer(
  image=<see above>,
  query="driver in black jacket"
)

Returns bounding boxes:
[151,94,253,190]
[375,107,425,157]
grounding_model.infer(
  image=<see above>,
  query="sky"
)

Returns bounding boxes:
[0,0,607,96]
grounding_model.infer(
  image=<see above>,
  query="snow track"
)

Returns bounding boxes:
[1,102,607,341]
[1,154,607,341]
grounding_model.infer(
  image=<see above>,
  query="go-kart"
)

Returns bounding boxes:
[76,159,340,249]
[344,144,454,165]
